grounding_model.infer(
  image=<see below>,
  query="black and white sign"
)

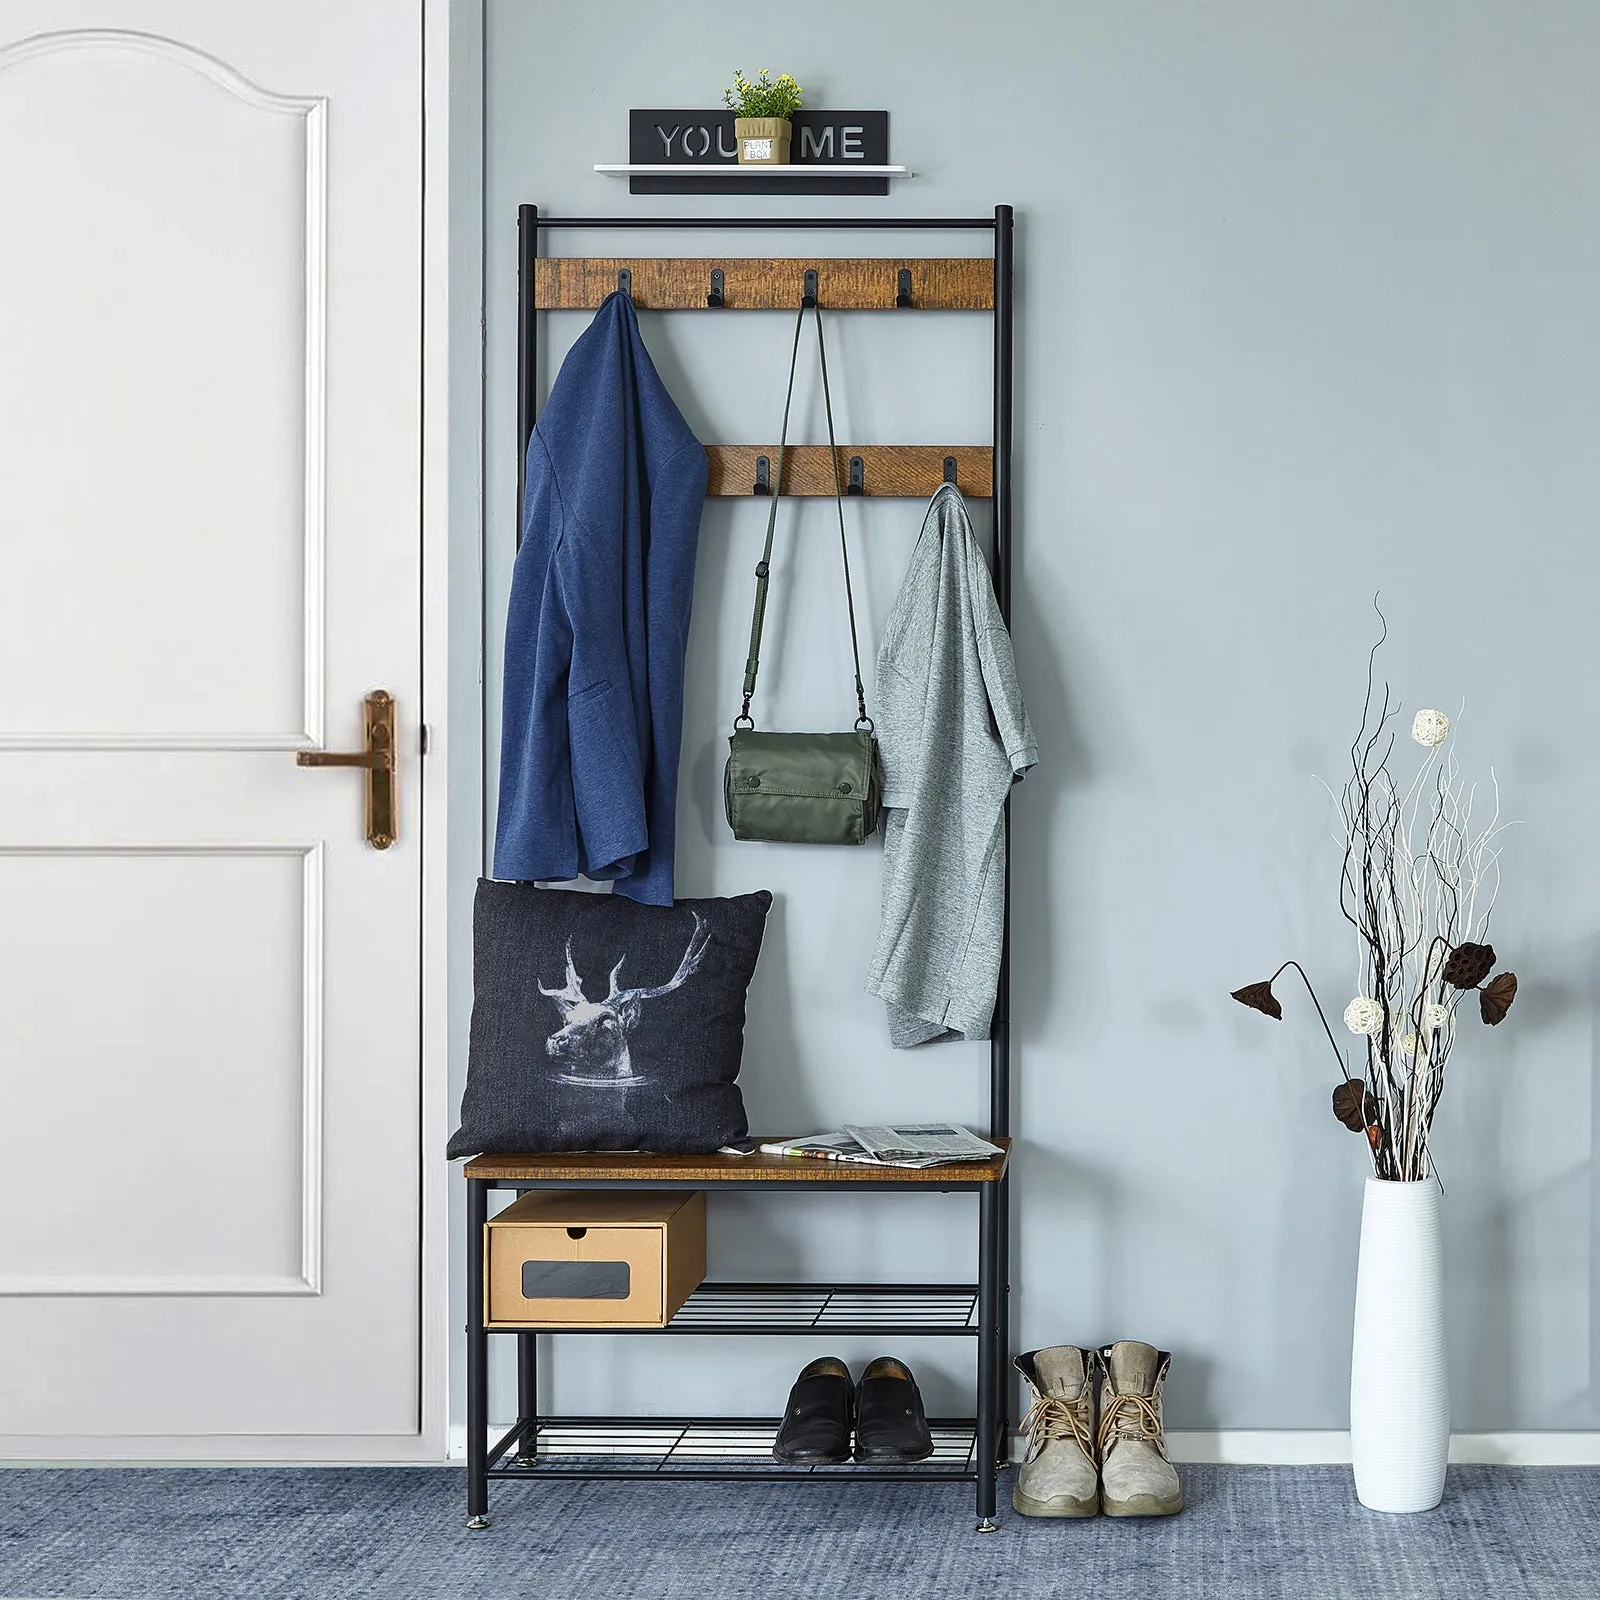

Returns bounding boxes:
[626,110,891,195]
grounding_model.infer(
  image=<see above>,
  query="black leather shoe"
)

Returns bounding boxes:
[772,1356,854,1463]
[853,1355,935,1462]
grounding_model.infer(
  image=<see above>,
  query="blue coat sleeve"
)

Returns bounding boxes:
[492,433,579,882]
[559,522,647,881]
[614,436,709,906]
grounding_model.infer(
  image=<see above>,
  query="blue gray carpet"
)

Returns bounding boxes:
[0,1465,1596,1599]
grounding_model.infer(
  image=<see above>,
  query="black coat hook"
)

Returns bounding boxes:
[753,456,772,496]
[943,456,958,486]
[801,268,818,309]
[617,267,632,298]
[847,456,864,495]
[896,268,913,309]
[707,268,724,308]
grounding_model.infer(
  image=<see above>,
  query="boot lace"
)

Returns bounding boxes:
[1021,1393,1094,1463]
[1098,1391,1169,1461]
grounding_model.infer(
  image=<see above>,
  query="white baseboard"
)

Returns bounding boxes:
[452,1424,1600,1468]
[1165,1431,1351,1464]
[1144,1432,1600,1466]
[1447,1433,1600,1466]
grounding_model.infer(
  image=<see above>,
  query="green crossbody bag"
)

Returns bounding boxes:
[724,299,882,846]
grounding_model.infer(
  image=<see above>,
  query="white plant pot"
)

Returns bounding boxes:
[1349,1177,1449,1512]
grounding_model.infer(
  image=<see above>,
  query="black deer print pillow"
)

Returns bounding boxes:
[449,882,774,1156]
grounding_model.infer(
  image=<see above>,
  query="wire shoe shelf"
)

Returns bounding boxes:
[490,1418,986,1483]
[488,1281,981,1336]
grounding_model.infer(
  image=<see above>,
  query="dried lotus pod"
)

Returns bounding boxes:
[1231,981,1282,1019]
[1442,942,1497,989]
[1480,971,1518,1025]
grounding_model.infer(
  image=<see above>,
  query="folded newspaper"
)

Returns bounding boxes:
[759,1123,1001,1169]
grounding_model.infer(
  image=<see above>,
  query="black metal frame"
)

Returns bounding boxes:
[467,1170,1007,1521]
[473,203,1016,1533]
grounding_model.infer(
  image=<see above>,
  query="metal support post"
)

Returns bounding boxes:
[466,1176,490,1530]
[989,199,1016,1477]
[976,1178,1001,1531]
[516,203,539,550]
[516,1331,537,1458]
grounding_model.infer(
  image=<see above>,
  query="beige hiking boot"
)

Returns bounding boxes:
[1096,1341,1184,1516]
[1012,1346,1100,1517]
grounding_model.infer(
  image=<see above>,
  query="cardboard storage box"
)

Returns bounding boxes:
[484,1190,706,1327]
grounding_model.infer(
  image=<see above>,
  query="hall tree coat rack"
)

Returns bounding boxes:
[465,204,1016,1531]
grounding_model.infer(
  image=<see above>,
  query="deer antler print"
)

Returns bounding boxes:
[537,940,587,1015]
[536,915,712,1080]
[609,914,710,1012]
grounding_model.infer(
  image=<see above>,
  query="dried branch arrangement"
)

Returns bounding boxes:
[1233,616,1518,1180]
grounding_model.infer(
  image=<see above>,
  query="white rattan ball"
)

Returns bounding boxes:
[1344,996,1384,1036]
[1412,709,1450,747]
[1424,1002,1451,1033]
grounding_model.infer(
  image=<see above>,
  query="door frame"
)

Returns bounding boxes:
[309,0,468,1464]
[418,0,474,1463]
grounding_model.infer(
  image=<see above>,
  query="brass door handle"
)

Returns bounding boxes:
[296,690,397,849]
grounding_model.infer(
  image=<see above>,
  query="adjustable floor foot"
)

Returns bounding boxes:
[467,1516,490,1532]
[976,1517,999,1534]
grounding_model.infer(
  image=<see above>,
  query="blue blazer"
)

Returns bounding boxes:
[494,292,707,906]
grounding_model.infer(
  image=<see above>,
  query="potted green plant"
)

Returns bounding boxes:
[723,68,802,166]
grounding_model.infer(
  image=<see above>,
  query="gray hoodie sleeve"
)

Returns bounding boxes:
[966,537,1038,776]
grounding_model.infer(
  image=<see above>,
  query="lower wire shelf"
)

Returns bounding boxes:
[487,1281,981,1337]
[489,1416,994,1482]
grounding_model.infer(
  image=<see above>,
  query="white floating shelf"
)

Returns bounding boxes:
[595,164,912,178]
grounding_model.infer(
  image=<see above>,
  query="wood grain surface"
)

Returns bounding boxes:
[705,445,993,498]
[533,257,994,311]
[464,1138,1011,1186]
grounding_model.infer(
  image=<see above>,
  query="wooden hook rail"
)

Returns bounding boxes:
[534,257,994,312]
[704,445,992,498]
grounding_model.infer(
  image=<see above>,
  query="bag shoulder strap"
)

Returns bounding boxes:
[736,300,871,733]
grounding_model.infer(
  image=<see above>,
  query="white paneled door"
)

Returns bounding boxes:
[0,2,427,1452]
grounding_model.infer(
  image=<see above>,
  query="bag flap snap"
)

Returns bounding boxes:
[733,776,863,801]
[727,731,873,799]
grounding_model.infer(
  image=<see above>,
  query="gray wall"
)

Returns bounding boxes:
[453,0,1600,1433]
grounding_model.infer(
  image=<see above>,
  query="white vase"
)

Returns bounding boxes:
[1349,1177,1449,1512]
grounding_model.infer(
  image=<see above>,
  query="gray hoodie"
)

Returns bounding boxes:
[865,485,1037,1046]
